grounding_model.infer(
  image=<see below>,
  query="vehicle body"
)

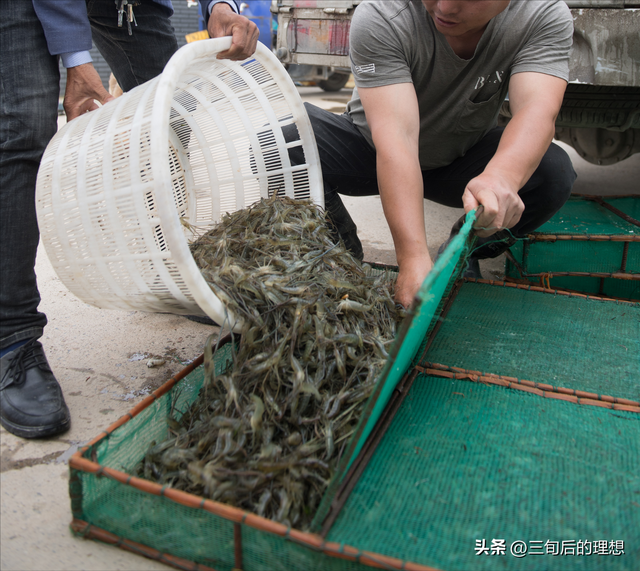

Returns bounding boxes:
[272,0,640,164]
[235,1,351,90]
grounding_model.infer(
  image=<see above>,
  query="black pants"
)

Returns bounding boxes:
[290,103,577,260]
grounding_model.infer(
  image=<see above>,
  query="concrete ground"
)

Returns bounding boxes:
[1,85,639,571]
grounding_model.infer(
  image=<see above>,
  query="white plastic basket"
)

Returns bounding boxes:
[36,38,323,330]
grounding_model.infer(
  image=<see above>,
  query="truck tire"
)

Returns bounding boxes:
[500,85,640,164]
[318,72,351,92]
[553,85,640,165]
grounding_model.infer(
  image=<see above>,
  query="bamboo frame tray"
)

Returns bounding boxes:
[68,337,440,571]
[505,194,640,300]
[68,279,640,571]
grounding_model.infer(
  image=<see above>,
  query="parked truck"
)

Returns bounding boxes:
[236,0,351,90]
[272,0,640,165]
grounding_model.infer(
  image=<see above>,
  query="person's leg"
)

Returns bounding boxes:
[87,0,178,92]
[0,1,71,437]
[425,127,576,260]
[0,3,59,347]
[293,115,576,265]
[289,104,379,259]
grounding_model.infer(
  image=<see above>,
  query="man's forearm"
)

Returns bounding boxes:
[359,83,427,264]
[462,105,556,235]
[359,82,432,306]
[376,145,433,307]
[377,147,429,265]
[483,105,557,191]
[461,73,567,235]
[484,73,566,192]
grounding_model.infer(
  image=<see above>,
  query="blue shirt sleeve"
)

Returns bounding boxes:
[60,51,93,69]
[31,0,93,56]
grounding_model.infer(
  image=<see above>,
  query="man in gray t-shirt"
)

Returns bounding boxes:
[291,0,577,307]
[348,0,573,170]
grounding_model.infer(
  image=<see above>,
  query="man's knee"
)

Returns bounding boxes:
[536,142,577,207]
[303,102,327,125]
[287,103,343,167]
[514,143,576,236]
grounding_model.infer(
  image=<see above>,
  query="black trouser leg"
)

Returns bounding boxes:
[292,106,577,261]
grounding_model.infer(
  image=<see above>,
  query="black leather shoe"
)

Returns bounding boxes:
[0,339,70,438]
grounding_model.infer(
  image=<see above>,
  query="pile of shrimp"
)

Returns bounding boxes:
[136,196,404,531]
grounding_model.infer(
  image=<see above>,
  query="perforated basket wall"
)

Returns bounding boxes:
[36,38,323,327]
[505,195,640,300]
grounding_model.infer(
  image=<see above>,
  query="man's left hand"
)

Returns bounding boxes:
[461,72,567,238]
[63,63,114,122]
[462,172,524,238]
[208,2,259,60]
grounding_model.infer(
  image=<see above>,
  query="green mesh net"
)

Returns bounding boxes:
[326,374,640,571]
[506,196,640,300]
[425,281,640,401]
[540,196,639,235]
[342,211,476,469]
[70,343,415,571]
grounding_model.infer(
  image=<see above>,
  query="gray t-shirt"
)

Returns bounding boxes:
[346,0,573,169]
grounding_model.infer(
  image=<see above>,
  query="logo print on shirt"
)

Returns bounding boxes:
[475,71,505,90]
[355,63,376,74]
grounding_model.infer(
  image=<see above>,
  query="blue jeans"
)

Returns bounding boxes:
[294,103,577,261]
[0,0,177,350]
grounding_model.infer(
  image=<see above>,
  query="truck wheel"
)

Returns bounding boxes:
[554,85,640,164]
[318,72,351,92]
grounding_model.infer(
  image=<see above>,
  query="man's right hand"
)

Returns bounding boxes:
[395,255,433,309]
[208,2,259,60]
[462,170,524,238]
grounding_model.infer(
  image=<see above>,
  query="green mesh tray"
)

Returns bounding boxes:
[68,211,639,571]
[505,195,640,300]
[327,374,639,571]
[425,281,640,401]
[69,343,408,571]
